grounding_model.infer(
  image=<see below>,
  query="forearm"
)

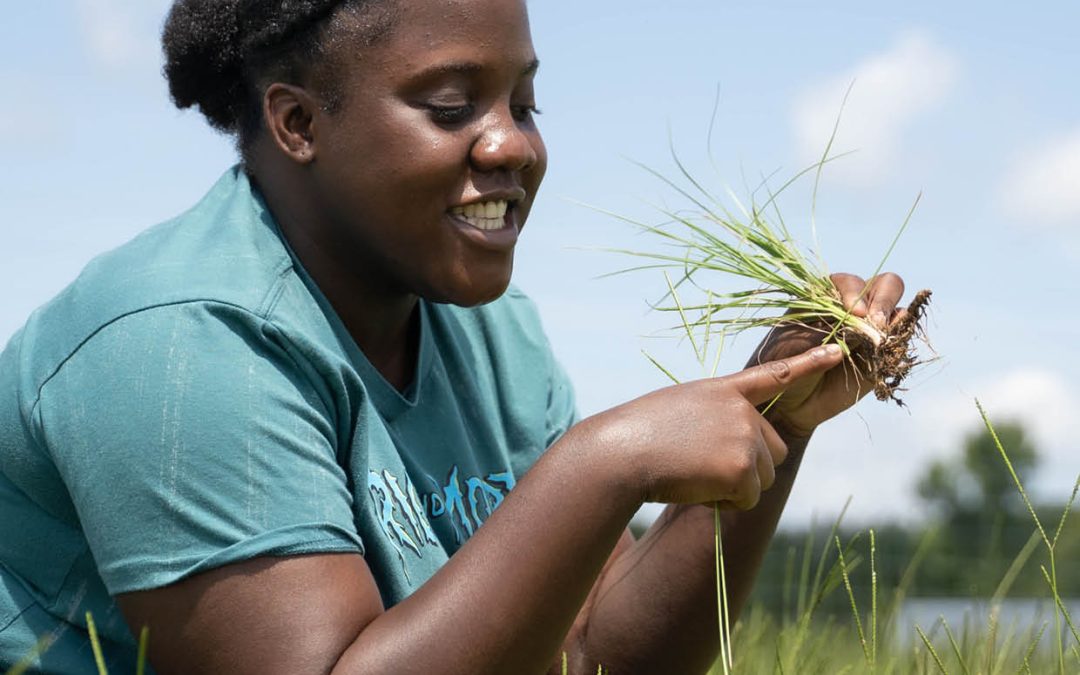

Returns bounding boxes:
[334,419,640,675]
[717,422,811,617]
[335,343,841,674]
[574,430,811,674]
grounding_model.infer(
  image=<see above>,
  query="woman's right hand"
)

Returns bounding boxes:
[580,343,844,509]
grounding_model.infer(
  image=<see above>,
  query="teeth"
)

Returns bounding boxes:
[450,200,510,230]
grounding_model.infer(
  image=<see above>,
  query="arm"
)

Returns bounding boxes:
[557,427,811,675]
[118,346,843,674]
[119,273,904,674]
[559,272,907,674]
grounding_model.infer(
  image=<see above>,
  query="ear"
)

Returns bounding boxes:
[263,83,321,165]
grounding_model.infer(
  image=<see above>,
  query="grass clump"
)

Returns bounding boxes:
[608,135,933,404]
[606,126,939,672]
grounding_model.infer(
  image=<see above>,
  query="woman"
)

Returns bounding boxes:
[0,0,907,672]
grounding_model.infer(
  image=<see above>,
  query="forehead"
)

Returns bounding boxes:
[357,0,536,73]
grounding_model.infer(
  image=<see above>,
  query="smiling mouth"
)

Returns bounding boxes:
[449,200,513,231]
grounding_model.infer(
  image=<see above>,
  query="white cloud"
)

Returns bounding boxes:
[792,31,959,185]
[918,368,1080,497]
[75,0,169,71]
[1001,128,1080,226]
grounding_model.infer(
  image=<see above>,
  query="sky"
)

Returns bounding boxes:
[2,1,1078,529]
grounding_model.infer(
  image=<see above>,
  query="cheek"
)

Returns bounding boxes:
[382,130,473,201]
[333,105,460,172]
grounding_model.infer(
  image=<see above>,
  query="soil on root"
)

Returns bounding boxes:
[846,289,933,406]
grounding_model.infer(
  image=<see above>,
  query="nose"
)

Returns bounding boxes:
[469,107,539,174]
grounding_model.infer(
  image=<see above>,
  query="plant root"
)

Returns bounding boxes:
[868,289,932,406]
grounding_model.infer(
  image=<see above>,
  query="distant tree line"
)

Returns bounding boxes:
[749,421,1080,617]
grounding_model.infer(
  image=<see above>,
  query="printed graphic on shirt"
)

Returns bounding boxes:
[367,465,516,578]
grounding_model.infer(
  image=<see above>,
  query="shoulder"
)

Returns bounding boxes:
[65,166,294,318]
[5,168,315,402]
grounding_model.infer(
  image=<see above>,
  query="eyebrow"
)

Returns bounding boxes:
[413,58,541,80]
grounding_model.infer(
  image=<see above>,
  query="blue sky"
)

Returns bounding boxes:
[2,1,1078,528]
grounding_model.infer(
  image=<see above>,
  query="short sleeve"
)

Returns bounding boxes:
[34,302,363,595]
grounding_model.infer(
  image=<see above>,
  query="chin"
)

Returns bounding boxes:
[427,267,514,308]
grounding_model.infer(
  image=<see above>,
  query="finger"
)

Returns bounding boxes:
[729,463,762,511]
[760,418,789,466]
[725,344,844,407]
[756,444,776,492]
[864,272,905,330]
[830,273,870,317]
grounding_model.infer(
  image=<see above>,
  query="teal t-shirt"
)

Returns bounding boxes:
[0,168,577,673]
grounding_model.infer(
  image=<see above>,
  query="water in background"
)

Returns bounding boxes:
[896,597,1080,648]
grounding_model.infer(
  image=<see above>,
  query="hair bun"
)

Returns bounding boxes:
[162,0,246,132]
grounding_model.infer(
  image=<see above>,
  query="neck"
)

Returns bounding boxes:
[248,155,420,391]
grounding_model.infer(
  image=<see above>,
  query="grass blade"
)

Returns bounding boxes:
[1051,473,1080,548]
[4,636,55,675]
[916,624,951,675]
[976,400,1048,547]
[715,505,734,674]
[136,626,149,675]
[940,618,970,675]
[1017,623,1047,675]
[642,350,680,384]
[835,535,871,666]
[85,612,108,675]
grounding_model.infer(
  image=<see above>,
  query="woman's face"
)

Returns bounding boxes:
[307,0,547,307]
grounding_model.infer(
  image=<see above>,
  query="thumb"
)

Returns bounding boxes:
[722,344,844,406]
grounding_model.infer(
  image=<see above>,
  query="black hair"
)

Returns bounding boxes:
[162,0,397,156]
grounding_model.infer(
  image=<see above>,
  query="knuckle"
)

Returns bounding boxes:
[733,451,756,479]
[766,360,792,383]
[735,418,758,443]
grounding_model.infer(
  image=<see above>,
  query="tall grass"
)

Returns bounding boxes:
[702,401,1080,675]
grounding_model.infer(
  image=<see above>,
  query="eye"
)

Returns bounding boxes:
[427,103,475,125]
[512,104,542,122]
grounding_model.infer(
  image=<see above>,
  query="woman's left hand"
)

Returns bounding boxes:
[748,271,907,438]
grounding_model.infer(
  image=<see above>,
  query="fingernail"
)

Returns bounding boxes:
[823,344,842,357]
